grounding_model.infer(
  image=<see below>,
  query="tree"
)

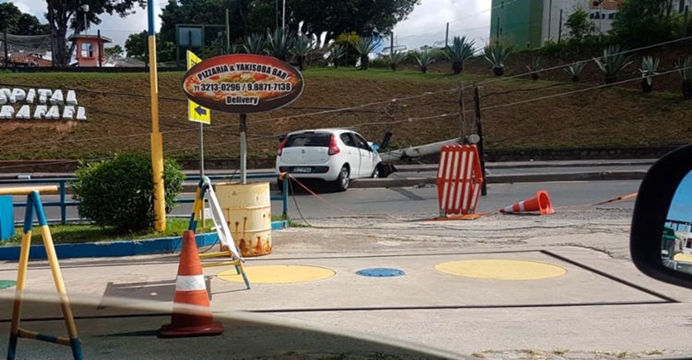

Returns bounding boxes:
[0,3,48,35]
[46,0,146,67]
[290,0,420,42]
[444,36,474,74]
[612,0,677,46]
[159,0,256,48]
[105,44,124,57]
[158,0,420,48]
[125,30,175,63]
[564,7,597,42]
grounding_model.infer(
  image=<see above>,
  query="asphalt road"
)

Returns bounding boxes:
[10,180,641,223]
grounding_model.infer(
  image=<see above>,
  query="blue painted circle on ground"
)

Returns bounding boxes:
[356,268,405,278]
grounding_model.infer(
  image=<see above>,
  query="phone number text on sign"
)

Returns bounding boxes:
[194,82,293,93]
[182,54,305,114]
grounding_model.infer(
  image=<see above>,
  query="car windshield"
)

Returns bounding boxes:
[285,133,331,148]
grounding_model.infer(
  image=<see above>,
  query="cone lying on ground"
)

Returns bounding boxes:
[159,230,224,338]
[500,190,555,215]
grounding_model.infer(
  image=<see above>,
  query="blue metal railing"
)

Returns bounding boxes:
[0,173,288,224]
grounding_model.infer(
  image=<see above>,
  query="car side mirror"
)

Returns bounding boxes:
[631,143,692,289]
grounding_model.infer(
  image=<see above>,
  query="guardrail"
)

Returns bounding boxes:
[0,173,288,224]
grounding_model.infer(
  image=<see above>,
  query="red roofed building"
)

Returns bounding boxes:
[69,34,112,67]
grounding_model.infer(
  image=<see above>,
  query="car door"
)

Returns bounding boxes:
[352,132,377,178]
[339,132,361,178]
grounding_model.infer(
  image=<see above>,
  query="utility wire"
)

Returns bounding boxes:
[1,36,690,153]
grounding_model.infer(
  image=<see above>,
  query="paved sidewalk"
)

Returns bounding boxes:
[1,209,691,359]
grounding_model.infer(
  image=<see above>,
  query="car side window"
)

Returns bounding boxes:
[353,133,371,151]
[340,133,357,148]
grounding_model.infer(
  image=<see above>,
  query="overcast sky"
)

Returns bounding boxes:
[9,0,492,51]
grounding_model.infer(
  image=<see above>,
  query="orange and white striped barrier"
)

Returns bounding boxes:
[436,145,484,218]
[159,230,224,338]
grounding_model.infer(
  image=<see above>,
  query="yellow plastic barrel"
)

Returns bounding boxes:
[214,182,272,257]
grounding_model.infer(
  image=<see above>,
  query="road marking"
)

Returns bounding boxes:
[435,259,566,280]
[217,265,335,284]
[389,188,426,201]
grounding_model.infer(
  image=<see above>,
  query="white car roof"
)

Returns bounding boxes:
[287,128,354,136]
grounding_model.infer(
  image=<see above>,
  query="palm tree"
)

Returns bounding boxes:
[678,56,692,100]
[330,44,346,68]
[242,33,265,54]
[388,51,407,71]
[593,45,633,84]
[291,36,312,71]
[639,56,659,93]
[354,38,376,70]
[526,57,543,80]
[484,44,512,76]
[411,51,435,74]
[563,61,586,82]
[444,36,474,74]
[265,28,295,61]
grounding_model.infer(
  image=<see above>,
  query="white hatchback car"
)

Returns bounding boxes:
[276,129,383,191]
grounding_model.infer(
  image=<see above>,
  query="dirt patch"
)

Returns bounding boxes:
[0,66,691,166]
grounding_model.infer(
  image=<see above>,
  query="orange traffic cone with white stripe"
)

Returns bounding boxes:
[500,190,555,215]
[159,230,224,338]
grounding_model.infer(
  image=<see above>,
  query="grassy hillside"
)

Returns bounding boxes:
[0,65,691,165]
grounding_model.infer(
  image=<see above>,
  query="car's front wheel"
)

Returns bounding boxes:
[371,164,381,178]
[334,165,350,192]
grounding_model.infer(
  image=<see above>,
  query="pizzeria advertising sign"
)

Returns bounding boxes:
[182,54,305,114]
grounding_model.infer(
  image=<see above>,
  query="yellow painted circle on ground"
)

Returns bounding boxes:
[435,259,566,280]
[217,265,336,284]
[674,253,692,262]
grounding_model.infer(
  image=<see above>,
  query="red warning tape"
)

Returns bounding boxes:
[286,174,359,216]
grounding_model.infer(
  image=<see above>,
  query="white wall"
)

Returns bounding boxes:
[541,0,615,44]
[541,0,692,45]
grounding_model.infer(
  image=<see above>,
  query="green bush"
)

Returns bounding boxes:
[370,57,390,68]
[71,153,185,234]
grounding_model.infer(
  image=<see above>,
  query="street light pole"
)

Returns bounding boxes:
[282,0,286,30]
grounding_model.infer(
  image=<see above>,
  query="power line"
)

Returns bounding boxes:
[478,66,690,112]
[1,35,690,154]
[472,35,692,89]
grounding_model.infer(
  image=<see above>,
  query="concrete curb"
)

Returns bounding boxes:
[349,171,647,188]
[392,160,655,172]
[0,232,218,261]
[0,221,290,261]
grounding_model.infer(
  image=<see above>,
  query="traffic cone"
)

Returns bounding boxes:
[500,190,555,215]
[159,230,224,338]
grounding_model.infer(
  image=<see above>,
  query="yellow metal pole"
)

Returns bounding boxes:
[40,225,79,339]
[148,0,166,232]
[10,230,32,337]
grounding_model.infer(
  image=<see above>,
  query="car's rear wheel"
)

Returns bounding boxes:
[334,165,350,192]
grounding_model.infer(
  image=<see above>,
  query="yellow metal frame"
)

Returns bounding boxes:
[188,178,250,289]
[6,186,82,360]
